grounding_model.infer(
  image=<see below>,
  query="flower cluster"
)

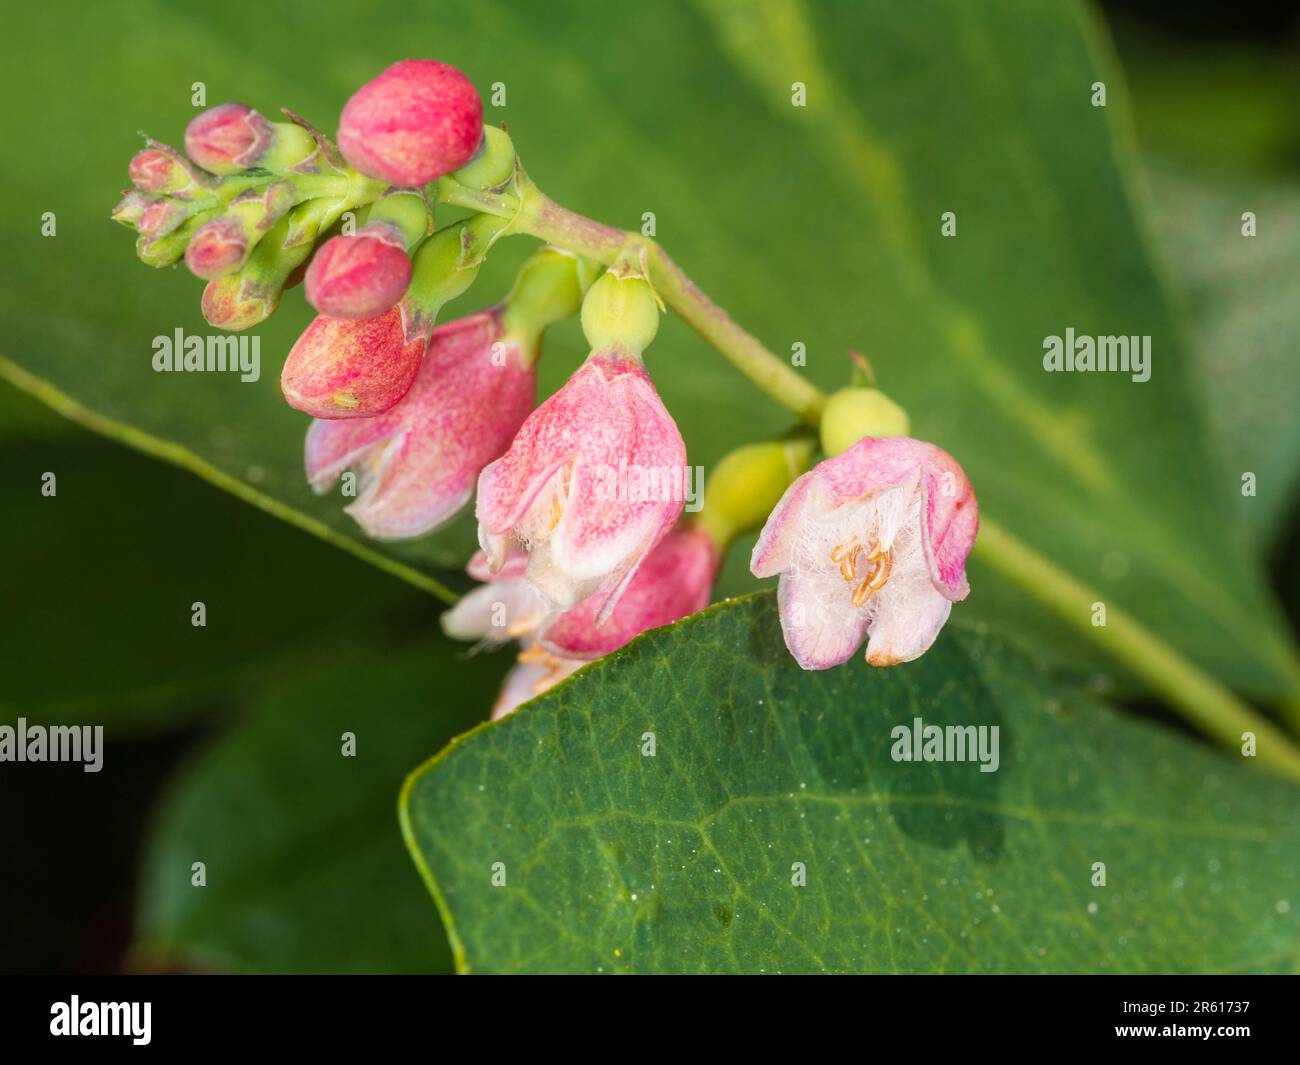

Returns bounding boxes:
[109,57,979,720]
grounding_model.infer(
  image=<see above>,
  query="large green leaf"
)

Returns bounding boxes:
[1,0,1296,698]
[1144,159,1300,550]
[0,380,423,731]
[135,641,505,973]
[403,595,1300,974]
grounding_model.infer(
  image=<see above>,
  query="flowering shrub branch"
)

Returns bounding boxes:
[107,58,1300,780]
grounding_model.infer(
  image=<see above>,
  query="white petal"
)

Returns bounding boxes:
[777,568,871,670]
[864,582,953,665]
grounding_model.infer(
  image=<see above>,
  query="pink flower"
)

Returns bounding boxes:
[440,552,550,646]
[751,436,978,669]
[338,59,483,187]
[305,226,413,320]
[538,524,717,659]
[304,308,534,539]
[281,306,426,420]
[444,524,719,718]
[475,351,687,619]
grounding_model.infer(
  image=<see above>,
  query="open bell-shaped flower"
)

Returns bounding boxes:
[751,435,977,669]
[303,248,584,539]
[475,269,686,620]
[537,524,717,659]
[444,523,720,718]
[304,308,534,539]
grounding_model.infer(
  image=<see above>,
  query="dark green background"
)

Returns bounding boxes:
[2,0,1298,973]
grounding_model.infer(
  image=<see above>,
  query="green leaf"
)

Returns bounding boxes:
[402,595,1300,974]
[1144,158,1300,550]
[2,0,1296,699]
[135,641,505,973]
[0,380,424,731]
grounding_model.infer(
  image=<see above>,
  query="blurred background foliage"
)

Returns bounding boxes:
[2,0,1298,973]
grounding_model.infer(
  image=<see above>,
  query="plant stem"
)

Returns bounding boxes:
[473,171,1300,780]
[976,520,1300,783]
[511,175,827,425]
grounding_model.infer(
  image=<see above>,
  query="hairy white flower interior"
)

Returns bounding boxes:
[782,469,937,665]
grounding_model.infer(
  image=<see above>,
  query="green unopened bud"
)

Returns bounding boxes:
[819,387,910,457]
[580,268,659,355]
[501,248,584,359]
[400,213,505,342]
[697,436,817,550]
[366,189,431,248]
[138,207,224,268]
[451,126,516,190]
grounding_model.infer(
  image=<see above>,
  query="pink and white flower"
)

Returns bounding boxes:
[303,308,534,539]
[444,524,719,718]
[440,551,550,647]
[751,436,978,669]
[537,524,716,659]
[475,351,687,620]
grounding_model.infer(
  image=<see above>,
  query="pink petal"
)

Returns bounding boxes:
[303,310,534,540]
[475,351,686,614]
[750,470,819,578]
[776,566,871,670]
[540,525,717,658]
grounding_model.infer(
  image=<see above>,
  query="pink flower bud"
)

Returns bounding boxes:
[750,436,978,669]
[184,217,247,279]
[281,306,426,420]
[304,309,535,538]
[475,351,687,620]
[111,189,152,227]
[129,148,185,192]
[184,103,272,174]
[304,224,412,319]
[338,59,483,187]
[201,275,273,332]
[136,197,189,240]
[128,141,216,199]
